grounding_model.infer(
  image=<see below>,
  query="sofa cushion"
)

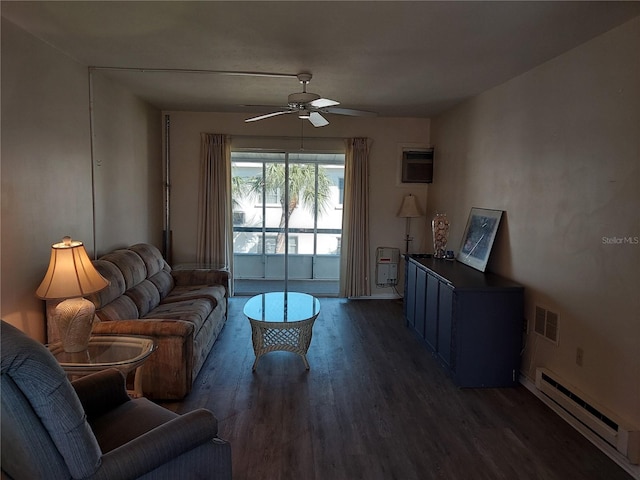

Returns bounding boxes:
[96,295,140,321]
[162,284,226,306]
[149,270,175,300]
[144,299,214,336]
[100,249,147,290]
[125,279,161,317]
[89,260,126,308]
[129,243,169,277]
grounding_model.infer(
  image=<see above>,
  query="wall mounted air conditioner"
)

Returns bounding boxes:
[401,147,434,183]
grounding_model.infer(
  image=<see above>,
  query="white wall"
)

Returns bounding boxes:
[430,18,640,427]
[91,71,163,255]
[165,112,430,296]
[1,18,93,340]
[1,19,163,340]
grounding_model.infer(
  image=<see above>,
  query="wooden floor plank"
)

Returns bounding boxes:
[161,297,633,480]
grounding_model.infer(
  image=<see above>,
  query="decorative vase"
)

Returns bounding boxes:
[432,213,450,259]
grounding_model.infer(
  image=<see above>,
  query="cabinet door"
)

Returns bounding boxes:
[404,260,417,328]
[414,267,427,338]
[453,290,523,387]
[437,283,454,368]
[424,273,439,351]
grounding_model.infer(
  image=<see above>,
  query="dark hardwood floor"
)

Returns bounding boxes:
[162,297,632,480]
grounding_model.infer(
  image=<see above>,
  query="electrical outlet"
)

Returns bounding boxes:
[576,347,584,366]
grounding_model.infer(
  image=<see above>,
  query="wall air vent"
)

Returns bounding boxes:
[534,306,558,344]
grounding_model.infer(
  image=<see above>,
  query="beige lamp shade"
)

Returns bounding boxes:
[397,194,423,254]
[397,194,423,218]
[36,237,108,352]
[36,237,108,300]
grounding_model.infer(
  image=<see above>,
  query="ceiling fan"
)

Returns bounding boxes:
[244,73,376,127]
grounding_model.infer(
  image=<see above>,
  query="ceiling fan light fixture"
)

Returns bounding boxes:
[288,92,320,106]
[298,110,311,119]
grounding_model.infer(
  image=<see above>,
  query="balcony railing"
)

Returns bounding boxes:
[233,253,340,280]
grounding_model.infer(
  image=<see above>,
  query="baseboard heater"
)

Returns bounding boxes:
[535,368,639,465]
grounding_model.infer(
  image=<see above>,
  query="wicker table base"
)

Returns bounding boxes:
[250,317,316,370]
[244,292,320,371]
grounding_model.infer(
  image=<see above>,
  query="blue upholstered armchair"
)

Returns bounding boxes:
[0,321,231,479]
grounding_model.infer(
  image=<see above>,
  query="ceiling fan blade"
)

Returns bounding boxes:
[321,106,377,117]
[241,104,286,109]
[309,112,329,127]
[310,98,340,108]
[245,110,293,123]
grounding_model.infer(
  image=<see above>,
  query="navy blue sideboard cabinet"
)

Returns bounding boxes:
[404,255,524,388]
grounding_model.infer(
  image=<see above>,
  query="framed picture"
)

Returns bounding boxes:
[457,208,503,272]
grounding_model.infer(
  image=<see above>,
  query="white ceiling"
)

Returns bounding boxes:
[3,1,640,118]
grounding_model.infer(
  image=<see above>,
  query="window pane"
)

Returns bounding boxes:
[317,163,343,231]
[232,161,264,254]
[287,162,317,231]
[316,233,342,255]
[231,150,344,284]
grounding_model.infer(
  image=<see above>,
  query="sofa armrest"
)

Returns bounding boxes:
[72,369,130,420]
[92,319,194,338]
[92,320,195,400]
[171,269,229,295]
[92,409,226,480]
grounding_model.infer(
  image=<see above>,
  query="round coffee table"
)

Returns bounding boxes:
[244,291,320,371]
[48,335,157,397]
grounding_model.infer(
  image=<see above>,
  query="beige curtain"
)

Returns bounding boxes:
[197,134,232,276]
[339,138,371,297]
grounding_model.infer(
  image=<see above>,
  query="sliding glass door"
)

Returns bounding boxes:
[232,150,344,295]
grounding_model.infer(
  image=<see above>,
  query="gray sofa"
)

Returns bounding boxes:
[1,320,232,479]
[47,243,229,400]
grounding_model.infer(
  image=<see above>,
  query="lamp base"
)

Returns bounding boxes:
[404,234,413,254]
[54,297,96,353]
[404,217,413,254]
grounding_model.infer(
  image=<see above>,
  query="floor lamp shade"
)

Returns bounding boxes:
[36,237,109,352]
[397,194,423,219]
[397,194,423,253]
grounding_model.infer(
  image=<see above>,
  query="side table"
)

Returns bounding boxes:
[48,335,157,397]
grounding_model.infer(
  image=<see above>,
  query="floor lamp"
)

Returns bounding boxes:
[397,194,423,254]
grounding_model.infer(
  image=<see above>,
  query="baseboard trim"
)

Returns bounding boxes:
[349,293,402,300]
[520,374,640,479]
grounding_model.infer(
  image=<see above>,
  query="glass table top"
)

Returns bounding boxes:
[48,335,156,368]
[243,291,321,322]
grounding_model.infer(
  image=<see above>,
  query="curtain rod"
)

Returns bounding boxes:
[89,66,298,79]
[229,134,349,141]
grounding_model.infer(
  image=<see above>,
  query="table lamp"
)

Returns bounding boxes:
[397,194,423,253]
[36,237,109,352]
